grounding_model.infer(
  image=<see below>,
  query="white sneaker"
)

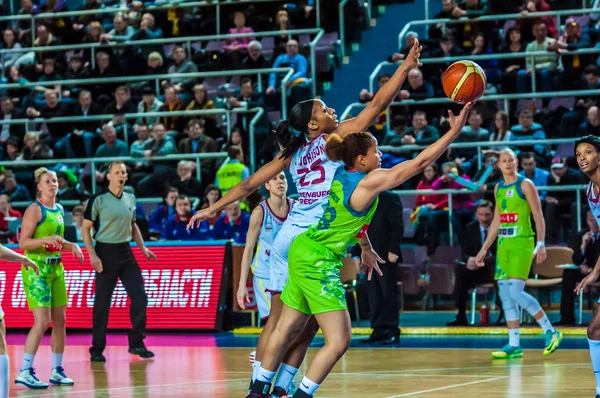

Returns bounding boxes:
[15,368,49,389]
[49,366,74,386]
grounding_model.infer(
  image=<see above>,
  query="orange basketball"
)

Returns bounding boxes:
[442,60,487,104]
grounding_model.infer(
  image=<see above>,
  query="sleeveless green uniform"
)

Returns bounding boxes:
[495,175,535,280]
[22,201,67,309]
[282,168,378,315]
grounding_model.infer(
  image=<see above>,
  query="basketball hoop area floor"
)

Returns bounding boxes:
[4,331,597,397]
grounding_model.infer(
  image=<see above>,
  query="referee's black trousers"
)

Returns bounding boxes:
[91,242,148,355]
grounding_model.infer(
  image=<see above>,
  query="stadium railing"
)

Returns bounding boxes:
[1,0,323,41]
[0,28,325,97]
[341,88,600,138]
[422,0,591,22]
[392,184,585,246]
[398,7,597,49]
[368,48,600,95]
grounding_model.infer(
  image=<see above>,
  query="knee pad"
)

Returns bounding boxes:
[498,280,519,322]
[508,280,542,316]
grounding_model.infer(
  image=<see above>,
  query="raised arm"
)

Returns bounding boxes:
[188,154,289,228]
[237,205,264,309]
[335,40,423,138]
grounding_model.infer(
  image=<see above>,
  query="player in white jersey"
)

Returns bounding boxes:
[189,40,422,398]
[574,135,600,398]
[238,172,294,391]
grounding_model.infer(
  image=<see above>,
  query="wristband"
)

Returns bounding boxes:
[533,241,545,255]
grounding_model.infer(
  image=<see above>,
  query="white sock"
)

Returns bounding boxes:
[536,314,555,334]
[509,328,520,347]
[256,366,276,384]
[0,354,8,398]
[299,376,320,395]
[588,339,600,395]
[274,363,299,391]
[52,353,63,369]
[20,353,34,371]
[252,360,261,383]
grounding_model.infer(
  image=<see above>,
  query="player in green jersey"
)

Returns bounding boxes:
[249,102,472,398]
[15,168,83,390]
[476,149,562,360]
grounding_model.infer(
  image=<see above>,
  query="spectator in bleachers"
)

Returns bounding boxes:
[0,170,31,202]
[16,131,53,161]
[137,123,177,197]
[519,0,557,43]
[60,90,101,159]
[6,66,29,105]
[103,85,136,117]
[382,115,407,146]
[228,78,271,136]
[389,31,427,63]
[95,124,128,158]
[201,184,222,228]
[0,96,24,143]
[518,151,549,202]
[160,85,185,137]
[0,194,21,242]
[559,210,600,325]
[130,13,163,41]
[220,127,248,164]
[4,138,18,161]
[33,0,72,41]
[415,163,446,253]
[129,123,153,184]
[178,118,218,182]
[273,10,297,58]
[36,58,62,98]
[31,24,63,68]
[225,11,256,68]
[1,29,23,68]
[213,200,250,243]
[63,54,90,97]
[550,17,593,90]
[400,111,440,146]
[559,66,600,137]
[545,156,585,243]
[71,205,84,241]
[89,52,119,101]
[241,41,271,87]
[173,160,203,198]
[161,195,209,241]
[579,106,600,136]
[359,74,395,135]
[102,14,136,43]
[490,110,511,141]
[428,0,458,40]
[135,85,163,128]
[399,68,434,101]
[509,109,546,157]
[453,0,493,50]
[430,35,465,94]
[56,171,79,202]
[460,109,489,140]
[185,84,217,136]
[517,21,558,94]
[163,46,198,95]
[148,187,178,234]
[82,20,104,45]
[266,39,309,107]
[500,27,526,93]
[25,90,69,146]
[470,33,500,85]
[15,0,33,34]
[216,145,250,194]
[473,152,502,200]
[447,200,496,326]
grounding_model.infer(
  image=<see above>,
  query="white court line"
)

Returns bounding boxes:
[342,362,589,375]
[383,375,510,398]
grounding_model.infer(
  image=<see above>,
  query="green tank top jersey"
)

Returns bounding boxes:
[305,167,379,259]
[496,175,534,239]
[25,201,65,259]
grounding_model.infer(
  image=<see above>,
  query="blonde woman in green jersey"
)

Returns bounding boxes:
[15,168,83,390]
[476,149,562,359]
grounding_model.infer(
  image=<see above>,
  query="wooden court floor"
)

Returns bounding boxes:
[3,336,597,397]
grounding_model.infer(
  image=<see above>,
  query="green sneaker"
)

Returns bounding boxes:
[491,344,523,359]
[543,330,563,356]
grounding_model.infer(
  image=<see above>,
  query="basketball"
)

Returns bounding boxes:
[442,60,487,104]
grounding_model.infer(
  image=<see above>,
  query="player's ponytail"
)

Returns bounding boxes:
[275,99,315,159]
[325,131,375,168]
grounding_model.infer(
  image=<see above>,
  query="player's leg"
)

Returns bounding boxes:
[293,310,351,397]
[0,313,9,398]
[48,265,73,385]
[254,292,283,382]
[16,262,51,389]
[587,306,600,397]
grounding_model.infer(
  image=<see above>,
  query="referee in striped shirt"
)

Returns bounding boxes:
[82,161,157,362]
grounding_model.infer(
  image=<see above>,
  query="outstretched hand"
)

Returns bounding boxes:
[448,102,473,133]
[404,38,423,69]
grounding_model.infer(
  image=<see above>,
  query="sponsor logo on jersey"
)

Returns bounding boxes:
[506,189,514,197]
[500,213,518,223]
[498,227,517,237]
[57,215,63,224]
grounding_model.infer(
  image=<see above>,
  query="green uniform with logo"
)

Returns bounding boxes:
[22,201,67,309]
[495,175,535,280]
[282,167,378,315]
